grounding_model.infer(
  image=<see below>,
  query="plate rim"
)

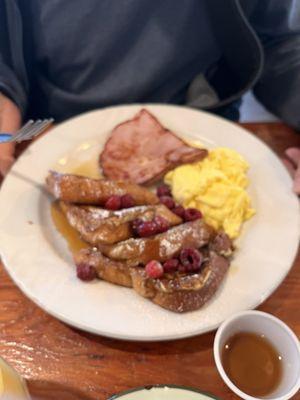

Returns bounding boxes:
[1,241,299,342]
[0,103,299,341]
[108,384,221,399]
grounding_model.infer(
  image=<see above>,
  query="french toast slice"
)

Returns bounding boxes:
[99,219,214,266]
[46,171,159,205]
[74,248,132,288]
[74,247,230,313]
[131,251,229,312]
[60,202,182,245]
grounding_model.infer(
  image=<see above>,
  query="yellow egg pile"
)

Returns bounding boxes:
[165,148,255,239]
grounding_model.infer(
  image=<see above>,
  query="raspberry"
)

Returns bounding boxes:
[120,194,135,208]
[179,248,203,272]
[76,263,97,281]
[132,218,143,235]
[153,215,170,233]
[136,221,157,237]
[160,196,175,210]
[184,208,202,221]
[178,264,186,273]
[156,184,172,197]
[145,260,164,278]
[163,258,179,273]
[172,205,185,219]
[105,195,121,210]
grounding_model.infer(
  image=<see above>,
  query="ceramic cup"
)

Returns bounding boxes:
[213,311,300,400]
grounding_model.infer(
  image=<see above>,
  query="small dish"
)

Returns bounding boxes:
[214,310,300,400]
[108,385,220,400]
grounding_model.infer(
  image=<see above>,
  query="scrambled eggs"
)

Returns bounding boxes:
[165,148,255,238]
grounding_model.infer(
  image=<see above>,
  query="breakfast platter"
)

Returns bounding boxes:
[0,104,298,341]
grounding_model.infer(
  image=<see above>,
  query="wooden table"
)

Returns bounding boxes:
[0,122,299,400]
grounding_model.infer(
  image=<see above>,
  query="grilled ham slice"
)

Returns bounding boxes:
[100,109,208,184]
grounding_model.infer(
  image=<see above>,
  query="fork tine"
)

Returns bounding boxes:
[19,120,43,140]
[31,119,53,138]
[11,120,35,142]
[13,122,35,142]
[23,121,48,140]
[28,119,53,139]
[14,123,38,142]
[16,119,54,142]
[17,120,44,141]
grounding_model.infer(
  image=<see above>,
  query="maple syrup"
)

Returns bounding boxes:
[222,332,282,397]
[70,159,101,179]
[51,159,102,251]
[51,202,89,253]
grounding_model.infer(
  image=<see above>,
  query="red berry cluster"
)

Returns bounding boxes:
[76,263,97,281]
[104,194,135,210]
[132,215,170,237]
[145,248,203,279]
[156,184,202,222]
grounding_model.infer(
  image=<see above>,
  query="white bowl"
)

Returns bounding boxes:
[214,311,300,400]
[108,385,219,400]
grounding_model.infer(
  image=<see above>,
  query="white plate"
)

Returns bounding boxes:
[0,104,299,341]
[108,385,218,400]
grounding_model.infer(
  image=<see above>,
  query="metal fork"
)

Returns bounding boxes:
[0,118,54,143]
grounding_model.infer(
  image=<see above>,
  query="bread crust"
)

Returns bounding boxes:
[130,252,229,312]
[46,171,159,205]
[60,202,181,245]
[74,248,230,313]
[99,219,214,266]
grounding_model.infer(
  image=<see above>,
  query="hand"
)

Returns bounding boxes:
[0,93,21,176]
[284,147,300,194]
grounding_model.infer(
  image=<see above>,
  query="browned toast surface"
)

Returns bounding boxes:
[46,171,159,205]
[74,247,230,313]
[99,219,214,266]
[74,248,132,288]
[60,202,182,245]
[131,251,229,312]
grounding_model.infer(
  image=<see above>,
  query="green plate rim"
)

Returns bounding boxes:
[108,384,221,400]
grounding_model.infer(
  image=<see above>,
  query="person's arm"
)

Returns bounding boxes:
[248,0,300,193]
[0,93,21,175]
[250,0,300,130]
[0,0,29,175]
[283,148,300,193]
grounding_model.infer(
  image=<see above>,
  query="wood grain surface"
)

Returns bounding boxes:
[0,122,299,400]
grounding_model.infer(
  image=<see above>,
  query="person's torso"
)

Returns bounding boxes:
[27,0,220,120]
